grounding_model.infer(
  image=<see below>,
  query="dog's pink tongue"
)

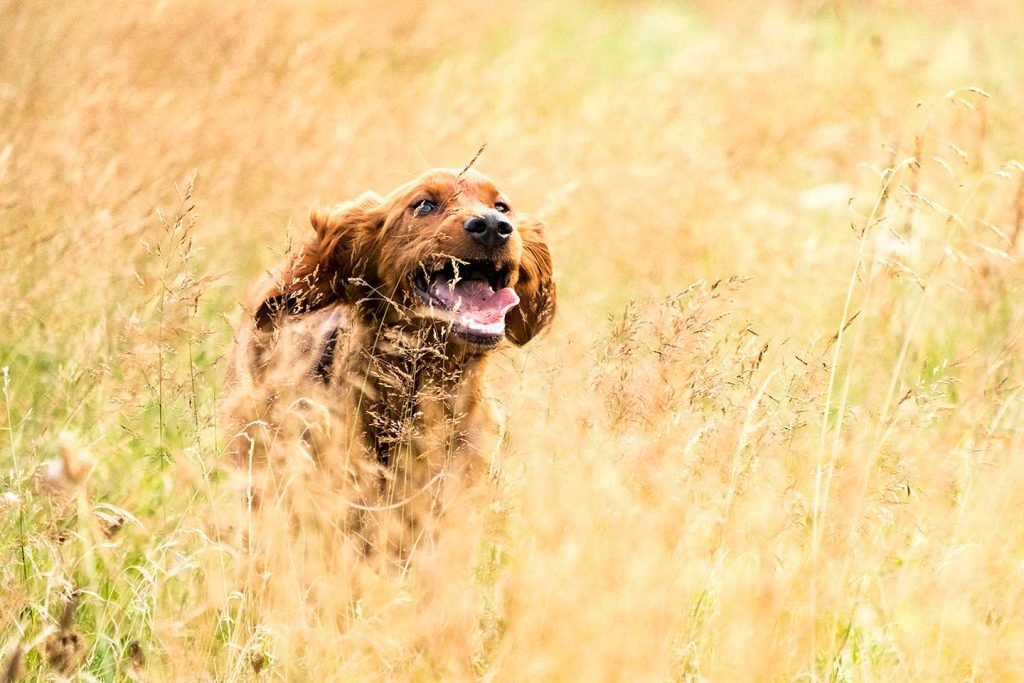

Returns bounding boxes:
[452,279,520,323]
[430,275,520,324]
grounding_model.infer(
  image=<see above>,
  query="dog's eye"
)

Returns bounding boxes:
[495,201,511,214]
[412,199,437,215]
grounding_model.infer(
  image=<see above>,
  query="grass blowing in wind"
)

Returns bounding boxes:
[3,0,1024,680]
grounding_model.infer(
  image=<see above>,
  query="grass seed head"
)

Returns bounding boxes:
[36,432,95,497]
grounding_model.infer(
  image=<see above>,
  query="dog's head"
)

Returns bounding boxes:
[254,168,556,350]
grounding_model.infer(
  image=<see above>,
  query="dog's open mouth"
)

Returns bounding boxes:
[414,259,520,345]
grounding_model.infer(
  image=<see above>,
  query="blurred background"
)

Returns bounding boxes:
[3,0,1024,680]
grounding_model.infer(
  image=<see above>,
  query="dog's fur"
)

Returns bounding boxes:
[223,168,555,554]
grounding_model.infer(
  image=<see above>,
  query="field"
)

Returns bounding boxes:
[4,0,1024,680]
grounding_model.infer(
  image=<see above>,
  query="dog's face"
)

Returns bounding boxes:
[377,169,529,347]
[255,168,556,350]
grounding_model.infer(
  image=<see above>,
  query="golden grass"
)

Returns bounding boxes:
[3,0,1024,679]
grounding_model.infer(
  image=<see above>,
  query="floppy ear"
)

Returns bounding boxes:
[253,192,383,330]
[506,219,557,346]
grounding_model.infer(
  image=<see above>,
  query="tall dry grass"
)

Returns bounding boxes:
[3,0,1024,680]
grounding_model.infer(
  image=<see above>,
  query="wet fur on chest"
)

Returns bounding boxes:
[231,304,498,473]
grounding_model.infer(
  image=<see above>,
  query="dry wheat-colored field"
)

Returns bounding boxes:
[3,1,1024,680]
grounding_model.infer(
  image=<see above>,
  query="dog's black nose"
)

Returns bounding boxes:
[464,212,514,249]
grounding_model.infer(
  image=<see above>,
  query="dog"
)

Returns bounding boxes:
[224,167,556,555]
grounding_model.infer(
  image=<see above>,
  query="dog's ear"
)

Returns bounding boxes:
[253,192,383,330]
[506,218,557,346]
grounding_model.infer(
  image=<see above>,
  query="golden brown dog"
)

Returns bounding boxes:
[224,167,555,555]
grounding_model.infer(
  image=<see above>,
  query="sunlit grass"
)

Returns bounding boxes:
[3,0,1024,680]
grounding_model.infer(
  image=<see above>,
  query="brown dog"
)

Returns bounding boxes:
[224,168,556,554]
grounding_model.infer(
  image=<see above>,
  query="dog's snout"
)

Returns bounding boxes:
[464,212,514,249]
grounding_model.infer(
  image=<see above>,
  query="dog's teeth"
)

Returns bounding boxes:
[456,317,504,336]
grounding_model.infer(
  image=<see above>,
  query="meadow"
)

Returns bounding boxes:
[3,0,1024,679]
